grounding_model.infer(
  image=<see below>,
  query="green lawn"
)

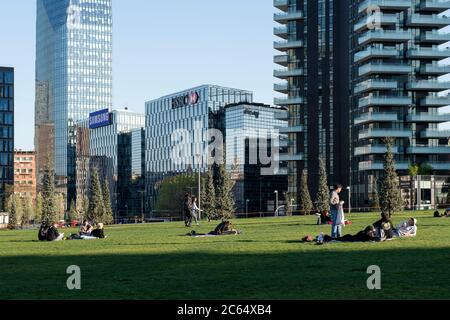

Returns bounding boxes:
[1,211,450,300]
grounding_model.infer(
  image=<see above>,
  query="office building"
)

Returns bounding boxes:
[14,151,37,201]
[351,0,450,206]
[0,67,14,211]
[35,0,113,194]
[145,85,253,211]
[223,103,289,214]
[74,108,145,218]
[273,0,351,202]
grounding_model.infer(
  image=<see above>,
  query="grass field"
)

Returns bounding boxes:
[1,211,450,300]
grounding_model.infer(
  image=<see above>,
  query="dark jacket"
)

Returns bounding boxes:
[92,228,105,239]
[46,226,60,241]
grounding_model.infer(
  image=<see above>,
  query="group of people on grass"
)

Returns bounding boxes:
[307,184,418,244]
[38,220,106,242]
[183,193,203,227]
[434,209,450,218]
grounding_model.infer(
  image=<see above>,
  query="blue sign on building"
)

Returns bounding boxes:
[89,109,111,129]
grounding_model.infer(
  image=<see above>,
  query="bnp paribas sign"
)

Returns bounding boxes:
[171,92,200,109]
[89,109,112,129]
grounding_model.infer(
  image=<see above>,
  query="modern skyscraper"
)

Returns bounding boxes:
[35,0,113,195]
[273,0,351,201]
[351,0,450,206]
[0,67,14,211]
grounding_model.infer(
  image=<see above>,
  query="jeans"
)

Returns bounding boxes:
[191,210,199,225]
[330,208,342,239]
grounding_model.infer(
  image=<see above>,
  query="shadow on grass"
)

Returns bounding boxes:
[1,247,450,300]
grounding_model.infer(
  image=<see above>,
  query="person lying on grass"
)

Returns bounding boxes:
[320,226,378,243]
[187,221,241,237]
[68,223,107,240]
[395,218,417,238]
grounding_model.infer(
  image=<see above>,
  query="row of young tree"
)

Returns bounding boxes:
[154,162,236,221]
[7,162,113,229]
[296,137,403,216]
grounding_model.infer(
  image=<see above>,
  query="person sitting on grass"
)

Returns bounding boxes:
[322,226,377,243]
[373,212,395,241]
[80,220,94,236]
[395,218,417,238]
[316,210,332,225]
[46,223,65,242]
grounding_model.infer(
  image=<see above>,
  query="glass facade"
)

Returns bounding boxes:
[75,109,145,217]
[225,103,289,213]
[274,0,351,202]
[35,0,112,191]
[0,67,14,211]
[145,85,253,211]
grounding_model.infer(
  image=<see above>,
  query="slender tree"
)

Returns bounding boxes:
[7,195,18,230]
[299,169,313,215]
[408,163,420,210]
[315,158,330,213]
[102,179,114,225]
[380,138,403,217]
[68,200,78,225]
[22,195,34,227]
[41,155,58,224]
[88,169,104,223]
[215,162,236,220]
[35,193,43,223]
[369,177,380,211]
[201,166,217,221]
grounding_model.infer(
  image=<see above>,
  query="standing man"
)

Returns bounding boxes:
[330,184,344,238]
[184,194,192,227]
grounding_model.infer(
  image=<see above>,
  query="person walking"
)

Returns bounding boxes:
[184,194,192,227]
[330,184,344,239]
[190,196,202,226]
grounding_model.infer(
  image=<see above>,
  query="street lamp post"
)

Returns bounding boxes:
[246,199,250,218]
[347,186,351,214]
[274,190,279,216]
[195,153,201,220]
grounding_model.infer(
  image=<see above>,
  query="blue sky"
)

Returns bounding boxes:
[0,0,276,150]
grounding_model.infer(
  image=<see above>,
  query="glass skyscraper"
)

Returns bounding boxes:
[35,0,112,192]
[0,67,14,211]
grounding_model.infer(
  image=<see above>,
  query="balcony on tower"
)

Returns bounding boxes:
[419,0,450,13]
[354,47,400,64]
[406,14,450,27]
[421,129,450,138]
[358,30,411,46]
[359,62,411,76]
[407,145,450,154]
[419,30,450,44]
[406,80,450,91]
[420,95,450,106]
[407,47,450,59]
[358,128,411,139]
[274,54,289,67]
[274,68,304,79]
[358,0,412,14]
[354,14,399,33]
[279,125,304,134]
[274,96,305,106]
[274,11,304,24]
[279,153,304,162]
[359,96,412,108]
[354,112,399,125]
[406,112,450,122]
[354,144,400,156]
[274,26,288,39]
[274,82,289,94]
[355,80,398,94]
[274,40,304,51]
[359,161,409,171]
[274,0,289,12]
[419,63,450,75]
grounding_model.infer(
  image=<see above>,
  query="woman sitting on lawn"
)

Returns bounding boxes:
[80,220,94,236]
[373,212,395,240]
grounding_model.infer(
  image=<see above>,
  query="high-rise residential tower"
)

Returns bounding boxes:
[35,0,112,197]
[0,67,14,211]
[273,0,351,200]
[351,0,450,206]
